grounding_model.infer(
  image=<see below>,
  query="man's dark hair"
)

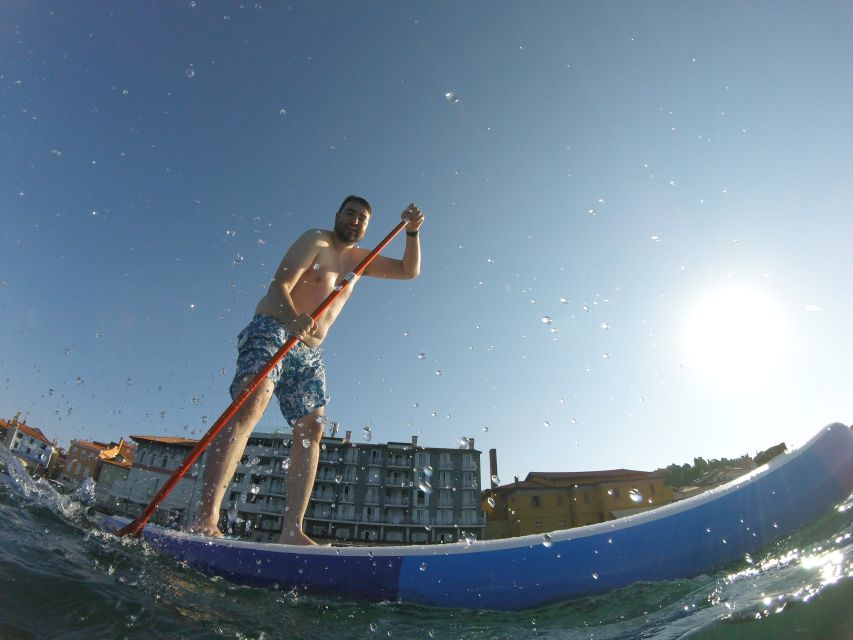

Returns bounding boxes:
[338,195,371,216]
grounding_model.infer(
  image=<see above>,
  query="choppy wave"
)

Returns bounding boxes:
[1,445,851,639]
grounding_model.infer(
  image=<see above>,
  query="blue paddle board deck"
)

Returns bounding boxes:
[104,423,853,610]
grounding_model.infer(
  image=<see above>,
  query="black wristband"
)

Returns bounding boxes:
[406,230,419,237]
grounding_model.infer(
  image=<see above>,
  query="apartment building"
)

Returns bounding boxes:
[100,431,486,544]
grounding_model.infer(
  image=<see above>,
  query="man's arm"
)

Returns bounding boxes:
[363,203,424,280]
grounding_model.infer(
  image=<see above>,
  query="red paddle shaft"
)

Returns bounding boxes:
[117,220,408,537]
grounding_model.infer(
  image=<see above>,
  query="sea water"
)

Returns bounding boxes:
[1,447,851,640]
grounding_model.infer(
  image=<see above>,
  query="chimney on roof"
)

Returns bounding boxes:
[411,435,418,446]
[467,437,474,450]
[344,430,352,444]
[489,448,498,488]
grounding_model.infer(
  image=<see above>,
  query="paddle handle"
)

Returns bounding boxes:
[117,220,407,537]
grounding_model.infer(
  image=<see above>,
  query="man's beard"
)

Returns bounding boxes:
[334,220,363,244]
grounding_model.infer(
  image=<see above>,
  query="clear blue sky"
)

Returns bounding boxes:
[2,1,851,486]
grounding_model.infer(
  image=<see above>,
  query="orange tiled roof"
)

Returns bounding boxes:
[526,469,658,482]
[71,440,109,453]
[11,423,52,446]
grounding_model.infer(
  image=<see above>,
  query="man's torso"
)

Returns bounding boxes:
[255,230,368,347]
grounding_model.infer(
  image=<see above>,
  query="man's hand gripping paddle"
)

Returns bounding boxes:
[117,220,407,537]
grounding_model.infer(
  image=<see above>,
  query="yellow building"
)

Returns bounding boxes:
[483,469,674,539]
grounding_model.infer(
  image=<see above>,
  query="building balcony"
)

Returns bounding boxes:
[383,497,409,507]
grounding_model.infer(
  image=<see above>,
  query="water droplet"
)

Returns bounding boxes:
[592,572,599,580]
[281,458,290,470]
[542,533,553,548]
[650,235,661,242]
[487,496,496,508]
[418,479,432,494]
[629,488,642,503]
[362,426,372,441]
[464,531,477,546]
[51,148,62,158]
[249,484,260,495]
[279,108,286,116]
[227,504,238,523]
[541,316,553,325]
[403,330,411,337]
[602,353,610,359]
[559,297,570,304]
[601,323,610,331]
[201,415,208,424]
[185,65,196,79]
[543,420,551,428]
[435,369,442,376]
[233,254,244,266]
[444,91,461,104]
[312,263,320,271]
[419,562,428,572]
[422,465,433,478]
[334,474,342,484]
[482,426,489,432]
[417,352,426,359]
[491,474,501,485]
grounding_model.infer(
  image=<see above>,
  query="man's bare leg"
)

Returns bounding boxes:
[278,407,325,545]
[191,378,275,537]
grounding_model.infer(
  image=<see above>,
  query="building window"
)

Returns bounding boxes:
[531,496,541,507]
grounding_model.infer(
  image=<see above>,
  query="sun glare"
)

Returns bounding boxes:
[682,286,788,390]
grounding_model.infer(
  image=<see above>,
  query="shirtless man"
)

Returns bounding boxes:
[191,196,424,544]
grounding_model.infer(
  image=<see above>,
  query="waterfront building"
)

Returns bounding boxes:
[483,465,674,539]
[58,438,136,491]
[100,431,486,544]
[231,432,485,544]
[2,414,57,476]
[103,435,205,527]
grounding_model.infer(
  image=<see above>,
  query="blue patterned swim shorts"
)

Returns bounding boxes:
[229,314,329,424]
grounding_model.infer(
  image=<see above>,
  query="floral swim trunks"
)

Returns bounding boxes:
[229,314,329,425]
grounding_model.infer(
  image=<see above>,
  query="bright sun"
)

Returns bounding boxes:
[682,286,788,390]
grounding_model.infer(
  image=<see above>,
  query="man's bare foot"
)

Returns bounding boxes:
[277,529,317,546]
[188,524,224,539]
